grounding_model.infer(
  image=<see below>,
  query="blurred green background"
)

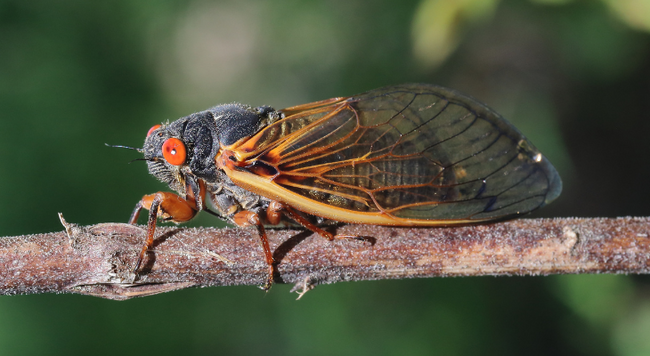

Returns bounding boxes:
[1,0,650,355]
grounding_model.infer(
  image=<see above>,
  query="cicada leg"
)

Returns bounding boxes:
[278,203,362,241]
[233,211,275,290]
[230,201,341,290]
[129,192,199,274]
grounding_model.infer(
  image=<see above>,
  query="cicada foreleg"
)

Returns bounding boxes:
[129,192,199,274]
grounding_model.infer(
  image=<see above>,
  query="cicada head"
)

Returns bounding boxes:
[143,112,219,195]
[142,103,277,196]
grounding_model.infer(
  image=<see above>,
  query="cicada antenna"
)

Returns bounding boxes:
[105,143,144,153]
[105,143,147,164]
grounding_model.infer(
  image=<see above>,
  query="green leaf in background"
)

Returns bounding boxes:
[412,0,500,68]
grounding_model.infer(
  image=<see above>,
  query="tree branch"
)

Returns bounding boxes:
[0,216,648,300]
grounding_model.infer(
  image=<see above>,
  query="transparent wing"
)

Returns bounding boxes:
[228,83,562,224]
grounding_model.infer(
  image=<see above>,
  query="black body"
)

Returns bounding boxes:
[142,103,282,221]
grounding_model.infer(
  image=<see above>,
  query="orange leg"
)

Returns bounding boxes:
[129,192,198,274]
[233,211,275,290]
[280,204,361,241]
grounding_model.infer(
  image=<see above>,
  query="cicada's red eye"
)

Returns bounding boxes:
[147,124,162,137]
[162,138,186,165]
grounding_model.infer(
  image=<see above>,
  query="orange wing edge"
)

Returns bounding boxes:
[223,166,492,227]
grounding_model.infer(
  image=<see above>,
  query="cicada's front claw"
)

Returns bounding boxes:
[129,192,199,275]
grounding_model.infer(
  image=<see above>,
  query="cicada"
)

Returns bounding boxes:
[124,83,562,288]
